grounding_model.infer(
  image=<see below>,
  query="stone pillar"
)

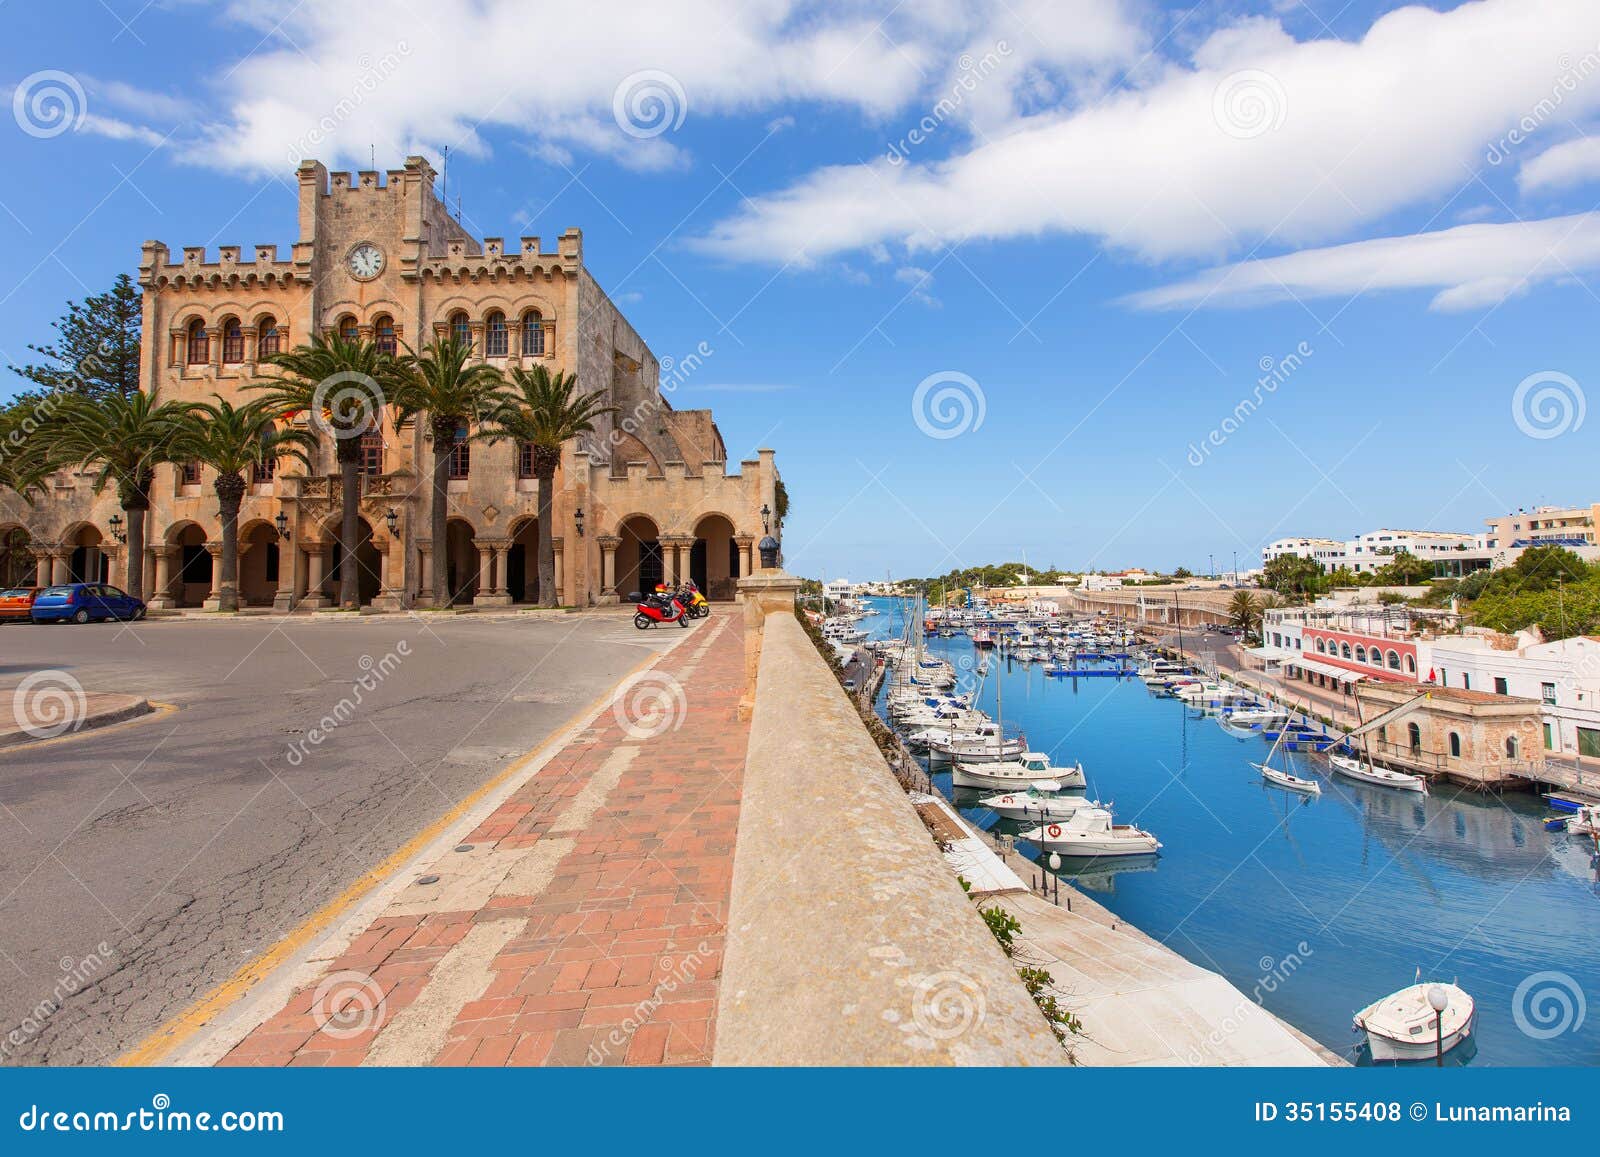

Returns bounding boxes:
[474,540,512,606]
[374,536,405,612]
[415,541,433,607]
[736,569,803,721]
[551,535,565,605]
[148,546,177,609]
[29,546,52,588]
[302,543,331,609]
[50,550,70,585]
[734,534,754,580]
[202,542,227,610]
[105,544,124,589]
[597,535,620,602]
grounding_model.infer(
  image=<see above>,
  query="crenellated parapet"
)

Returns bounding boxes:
[139,240,303,290]
[412,228,582,286]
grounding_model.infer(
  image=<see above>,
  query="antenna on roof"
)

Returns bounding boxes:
[441,145,449,206]
[370,143,375,169]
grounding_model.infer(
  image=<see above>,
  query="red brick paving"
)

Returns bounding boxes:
[219,614,747,1067]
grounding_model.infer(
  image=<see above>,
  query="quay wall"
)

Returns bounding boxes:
[1066,588,1235,628]
[717,602,1066,1065]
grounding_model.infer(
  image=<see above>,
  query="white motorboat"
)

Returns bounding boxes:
[1328,753,1428,793]
[1176,681,1250,705]
[926,731,1029,762]
[1567,804,1600,836]
[1018,806,1161,858]
[1224,705,1289,727]
[976,783,1095,821]
[1253,761,1322,795]
[1354,982,1475,1062]
[952,752,1086,790]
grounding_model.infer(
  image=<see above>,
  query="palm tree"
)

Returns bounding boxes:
[40,388,190,601]
[168,397,316,612]
[1227,589,1263,639]
[480,364,614,607]
[252,333,399,609]
[391,337,509,606]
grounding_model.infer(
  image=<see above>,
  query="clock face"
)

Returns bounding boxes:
[346,243,384,280]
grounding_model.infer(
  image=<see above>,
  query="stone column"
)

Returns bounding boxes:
[28,546,51,588]
[474,540,512,606]
[50,550,70,585]
[148,546,177,609]
[551,535,565,605]
[660,536,680,586]
[202,542,226,610]
[374,536,405,612]
[302,543,331,609]
[105,544,124,589]
[734,534,754,580]
[597,535,620,602]
[415,540,433,607]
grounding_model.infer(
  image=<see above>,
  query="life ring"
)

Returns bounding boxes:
[1046,823,1062,838]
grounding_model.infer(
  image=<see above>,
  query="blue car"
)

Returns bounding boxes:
[30,583,146,624]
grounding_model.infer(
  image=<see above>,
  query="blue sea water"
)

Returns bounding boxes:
[862,598,1600,1066]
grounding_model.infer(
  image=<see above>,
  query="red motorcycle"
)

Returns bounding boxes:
[633,589,692,629]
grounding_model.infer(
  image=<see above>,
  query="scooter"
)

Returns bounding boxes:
[676,582,710,619]
[633,589,692,629]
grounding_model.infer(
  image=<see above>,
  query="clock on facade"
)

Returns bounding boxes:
[346,242,385,279]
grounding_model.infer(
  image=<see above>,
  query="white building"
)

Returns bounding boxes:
[1262,529,1486,575]
[1420,632,1600,759]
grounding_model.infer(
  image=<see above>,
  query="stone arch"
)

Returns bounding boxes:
[59,522,108,585]
[163,520,212,607]
[691,512,738,601]
[616,514,661,598]
[238,518,283,607]
[317,513,386,606]
[0,523,32,587]
[443,516,481,606]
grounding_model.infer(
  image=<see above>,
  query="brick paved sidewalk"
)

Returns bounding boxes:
[218,614,747,1067]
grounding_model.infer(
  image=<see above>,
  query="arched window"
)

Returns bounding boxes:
[256,315,281,357]
[186,319,209,365]
[1387,649,1401,669]
[1405,654,1417,675]
[1315,638,1326,653]
[1448,732,1462,758]
[521,310,545,356]
[1355,645,1367,664]
[373,314,396,356]
[222,318,244,363]
[1340,642,1352,659]
[1407,722,1421,754]
[450,311,471,349]
[485,311,508,357]
[1505,735,1519,759]
[337,315,358,343]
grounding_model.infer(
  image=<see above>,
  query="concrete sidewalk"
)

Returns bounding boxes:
[200,614,747,1067]
[0,691,152,748]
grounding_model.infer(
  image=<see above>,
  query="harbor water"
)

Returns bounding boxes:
[863,598,1600,1066]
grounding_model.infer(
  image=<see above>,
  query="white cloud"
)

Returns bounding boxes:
[894,264,940,306]
[79,114,168,147]
[1125,212,1600,312]
[696,0,1600,266]
[1519,135,1600,192]
[187,0,1143,175]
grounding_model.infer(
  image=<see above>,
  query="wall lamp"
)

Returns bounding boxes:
[107,514,127,544]
[385,507,400,538]
[760,503,771,535]
[274,511,292,541]
[574,506,585,537]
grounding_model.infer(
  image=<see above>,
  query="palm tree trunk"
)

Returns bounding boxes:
[536,464,556,607]
[124,495,147,601]
[214,473,245,613]
[431,420,454,605]
[339,455,360,609]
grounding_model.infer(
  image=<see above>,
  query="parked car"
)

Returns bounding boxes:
[30,583,146,624]
[0,586,42,622]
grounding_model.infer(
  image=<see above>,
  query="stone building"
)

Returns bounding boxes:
[0,156,779,608]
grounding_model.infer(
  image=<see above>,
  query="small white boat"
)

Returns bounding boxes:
[977,784,1095,822]
[952,752,1085,790]
[1019,806,1161,858]
[1567,804,1600,836]
[1253,761,1322,795]
[1225,706,1289,727]
[1328,753,1428,793]
[1354,982,1475,1062]
[925,730,1029,762]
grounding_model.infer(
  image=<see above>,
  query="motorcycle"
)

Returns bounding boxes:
[633,589,693,629]
[676,582,710,619]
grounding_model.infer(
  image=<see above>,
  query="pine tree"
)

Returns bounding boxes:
[10,273,143,401]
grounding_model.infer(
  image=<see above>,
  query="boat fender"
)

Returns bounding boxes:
[1047,823,1062,838]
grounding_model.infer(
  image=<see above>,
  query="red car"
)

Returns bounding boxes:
[0,586,42,622]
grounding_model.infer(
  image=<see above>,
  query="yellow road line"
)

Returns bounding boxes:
[116,645,667,1066]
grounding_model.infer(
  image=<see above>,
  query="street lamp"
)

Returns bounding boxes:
[385,507,400,538]
[574,506,585,537]
[107,514,126,544]
[1426,984,1448,1067]
[760,503,771,535]
[274,511,291,541]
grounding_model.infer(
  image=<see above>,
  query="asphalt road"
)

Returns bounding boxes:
[0,611,684,1065]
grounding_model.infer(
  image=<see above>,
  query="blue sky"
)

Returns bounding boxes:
[2,0,1596,579]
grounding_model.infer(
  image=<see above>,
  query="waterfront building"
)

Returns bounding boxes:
[1355,682,1546,785]
[1262,529,1485,576]
[1483,503,1599,552]
[0,157,778,608]
[1422,633,1600,760]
